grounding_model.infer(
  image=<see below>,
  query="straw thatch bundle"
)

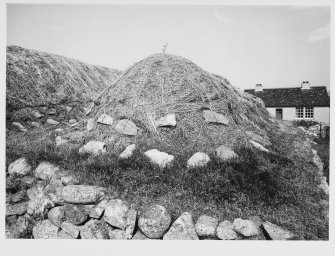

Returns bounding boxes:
[6,46,121,112]
[90,53,275,154]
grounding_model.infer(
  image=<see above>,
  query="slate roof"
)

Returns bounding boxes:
[244,86,330,107]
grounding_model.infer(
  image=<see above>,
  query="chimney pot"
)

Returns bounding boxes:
[301,81,310,90]
[255,83,263,92]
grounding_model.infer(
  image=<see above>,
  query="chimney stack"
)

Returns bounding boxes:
[301,81,311,90]
[255,83,263,92]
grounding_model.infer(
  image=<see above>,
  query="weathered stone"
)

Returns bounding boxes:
[155,114,177,127]
[6,201,28,216]
[61,176,79,186]
[21,176,35,186]
[203,110,229,125]
[54,128,64,133]
[61,185,106,204]
[138,204,171,239]
[125,209,137,239]
[65,106,73,112]
[216,220,240,240]
[195,215,218,238]
[115,119,138,136]
[60,222,80,238]
[84,102,94,115]
[246,131,271,147]
[10,190,26,203]
[64,204,89,225]
[144,149,174,168]
[262,221,296,240]
[232,218,260,237]
[31,122,41,128]
[34,162,60,181]
[119,144,136,159]
[250,140,269,153]
[97,113,114,125]
[27,194,57,216]
[215,145,238,161]
[12,122,28,132]
[55,136,68,147]
[27,184,45,200]
[89,199,108,219]
[57,229,75,239]
[69,118,77,124]
[32,110,43,118]
[47,108,57,115]
[46,119,59,125]
[45,179,64,195]
[8,158,32,176]
[87,118,96,131]
[132,230,150,240]
[80,219,112,239]
[47,206,66,227]
[103,199,129,229]
[187,152,210,168]
[79,141,107,155]
[163,212,199,240]
[109,229,128,240]
[33,219,59,239]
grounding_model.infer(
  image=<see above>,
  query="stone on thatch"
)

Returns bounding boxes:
[155,114,177,127]
[87,118,96,131]
[12,122,27,132]
[215,145,238,161]
[97,113,114,125]
[46,119,59,125]
[144,149,174,168]
[119,144,136,159]
[250,140,269,153]
[32,110,43,118]
[203,110,229,125]
[34,162,60,181]
[79,141,106,155]
[187,152,210,168]
[55,136,68,147]
[8,158,32,176]
[115,119,138,136]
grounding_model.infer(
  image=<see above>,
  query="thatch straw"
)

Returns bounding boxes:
[90,53,275,154]
[6,46,121,110]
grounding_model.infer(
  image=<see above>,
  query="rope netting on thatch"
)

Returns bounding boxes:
[90,53,275,154]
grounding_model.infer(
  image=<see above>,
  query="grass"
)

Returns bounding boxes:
[6,125,329,240]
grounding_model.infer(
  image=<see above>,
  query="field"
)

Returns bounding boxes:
[6,121,329,240]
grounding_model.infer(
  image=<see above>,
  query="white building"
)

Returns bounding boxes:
[244,81,330,124]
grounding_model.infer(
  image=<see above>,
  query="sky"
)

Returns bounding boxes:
[7,4,330,91]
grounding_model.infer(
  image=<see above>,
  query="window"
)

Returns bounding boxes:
[305,107,314,119]
[276,109,283,119]
[296,107,303,118]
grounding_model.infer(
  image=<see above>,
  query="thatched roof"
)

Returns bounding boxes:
[6,46,121,110]
[90,53,275,154]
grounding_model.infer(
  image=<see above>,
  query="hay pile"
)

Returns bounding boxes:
[6,46,121,119]
[90,53,276,154]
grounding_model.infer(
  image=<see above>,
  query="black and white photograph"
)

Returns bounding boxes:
[1,0,333,253]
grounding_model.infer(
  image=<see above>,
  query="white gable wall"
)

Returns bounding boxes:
[267,107,329,124]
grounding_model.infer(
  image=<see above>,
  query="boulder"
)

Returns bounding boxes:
[232,218,260,237]
[155,114,177,127]
[57,230,75,239]
[21,176,35,186]
[12,122,27,132]
[27,184,45,200]
[195,215,218,238]
[60,222,80,238]
[79,141,106,155]
[61,176,79,186]
[216,220,240,240]
[61,185,106,204]
[132,230,150,240]
[138,204,171,239]
[119,144,136,159]
[203,110,229,125]
[163,212,199,240]
[187,152,210,168]
[109,229,128,240]
[125,209,137,239]
[10,190,26,203]
[250,140,269,153]
[115,119,138,136]
[103,199,129,229]
[80,219,112,239]
[33,219,59,239]
[46,119,59,125]
[27,194,57,216]
[215,145,238,161]
[6,201,28,216]
[97,114,114,125]
[64,204,89,225]
[32,110,43,118]
[7,215,30,238]
[8,158,32,176]
[87,118,96,131]
[34,162,60,181]
[262,221,296,240]
[47,206,66,227]
[144,149,174,168]
[89,199,108,219]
